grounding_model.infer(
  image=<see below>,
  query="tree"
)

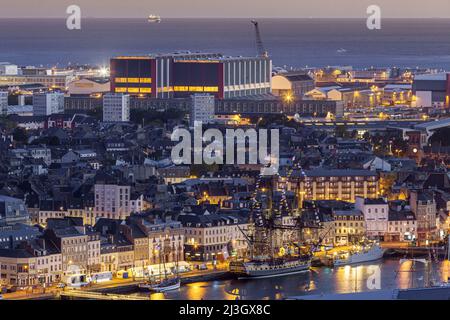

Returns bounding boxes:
[12,127,28,144]
[190,164,220,177]
[334,125,348,138]
[362,131,371,141]
[87,106,103,121]
[0,116,17,131]
[430,127,450,147]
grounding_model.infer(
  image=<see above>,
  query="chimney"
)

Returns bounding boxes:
[8,235,14,250]
[34,238,45,251]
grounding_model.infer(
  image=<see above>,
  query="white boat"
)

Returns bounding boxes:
[332,244,385,267]
[139,277,180,292]
[148,15,161,23]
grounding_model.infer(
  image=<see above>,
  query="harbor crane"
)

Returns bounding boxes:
[251,20,268,58]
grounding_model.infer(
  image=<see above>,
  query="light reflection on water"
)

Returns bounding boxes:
[135,259,448,300]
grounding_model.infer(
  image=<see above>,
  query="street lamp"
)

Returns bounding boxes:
[283,92,294,104]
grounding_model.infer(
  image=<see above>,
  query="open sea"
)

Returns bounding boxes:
[1,18,450,69]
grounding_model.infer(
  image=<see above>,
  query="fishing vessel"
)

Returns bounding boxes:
[331,243,385,267]
[148,15,161,23]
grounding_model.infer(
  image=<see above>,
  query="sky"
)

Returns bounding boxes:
[1,0,450,18]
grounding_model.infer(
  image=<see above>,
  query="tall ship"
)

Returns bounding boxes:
[229,169,317,279]
[229,256,311,279]
[139,236,181,292]
[148,15,161,23]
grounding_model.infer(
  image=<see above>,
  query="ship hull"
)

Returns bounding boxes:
[139,279,180,292]
[230,259,311,279]
[333,246,385,267]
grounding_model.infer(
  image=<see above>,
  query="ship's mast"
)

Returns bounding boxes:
[240,154,322,261]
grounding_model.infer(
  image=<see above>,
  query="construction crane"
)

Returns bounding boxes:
[251,20,268,58]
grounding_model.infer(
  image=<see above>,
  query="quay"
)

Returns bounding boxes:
[90,270,231,294]
[289,286,450,300]
[59,290,150,300]
[2,269,231,299]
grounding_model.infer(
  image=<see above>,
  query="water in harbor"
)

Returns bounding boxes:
[1,18,450,69]
[133,258,449,300]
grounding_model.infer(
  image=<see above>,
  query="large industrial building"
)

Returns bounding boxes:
[216,96,344,117]
[412,73,450,108]
[271,72,315,97]
[110,52,271,99]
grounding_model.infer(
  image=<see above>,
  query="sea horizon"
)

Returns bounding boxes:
[1,18,450,69]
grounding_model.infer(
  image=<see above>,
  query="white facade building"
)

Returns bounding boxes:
[387,214,417,242]
[33,92,64,116]
[355,197,389,238]
[28,146,52,165]
[0,91,7,116]
[190,93,215,127]
[0,62,18,75]
[94,184,143,220]
[103,93,130,122]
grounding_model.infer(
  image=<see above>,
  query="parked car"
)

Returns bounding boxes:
[197,264,208,270]
[6,286,16,293]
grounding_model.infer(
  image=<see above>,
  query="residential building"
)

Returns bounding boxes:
[355,197,388,239]
[87,230,101,273]
[0,195,30,226]
[33,92,64,116]
[27,145,52,165]
[409,191,438,242]
[0,90,7,115]
[127,213,184,266]
[386,204,417,241]
[283,169,379,204]
[94,184,143,221]
[0,224,41,249]
[102,93,130,122]
[0,238,62,286]
[94,219,134,274]
[333,209,366,245]
[178,206,249,261]
[44,218,89,274]
[190,93,215,127]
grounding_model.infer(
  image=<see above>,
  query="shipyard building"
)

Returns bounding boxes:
[110,52,271,99]
[412,73,450,108]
